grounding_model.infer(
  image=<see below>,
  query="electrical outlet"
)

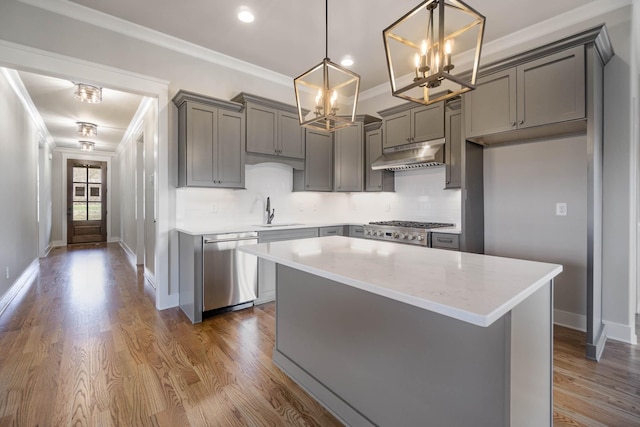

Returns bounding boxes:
[556,202,567,216]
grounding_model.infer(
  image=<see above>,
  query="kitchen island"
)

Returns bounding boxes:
[239,236,562,427]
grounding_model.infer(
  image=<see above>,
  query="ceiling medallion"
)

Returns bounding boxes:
[76,121,98,137]
[74,83,102,104]
[383,0,485,105]
[293,0,360,132]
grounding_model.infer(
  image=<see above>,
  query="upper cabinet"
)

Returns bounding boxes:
[445,103,462,189]
[365,123,394,192]
[334,122,364,192]
[465,46,585,143]
[382,102,445,149]
[173,91,245,189]
[232,93,305,169]
[293,129,333,192]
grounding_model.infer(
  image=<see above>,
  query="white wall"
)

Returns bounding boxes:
[0,70,39,298]
[37,142,53,256]
[176,163,461,230]
[118,136,137,256]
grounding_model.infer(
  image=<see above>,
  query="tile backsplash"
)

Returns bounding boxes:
[176,163,461,229]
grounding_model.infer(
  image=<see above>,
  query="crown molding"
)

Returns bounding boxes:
[116,96,155,156]
[17,0,292,88]
[360,0,630,102]
[0,67,56,148]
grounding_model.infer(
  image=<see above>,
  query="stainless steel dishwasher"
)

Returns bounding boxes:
[202,231,258,312]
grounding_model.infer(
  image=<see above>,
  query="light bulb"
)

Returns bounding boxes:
[444,39,453,55]
[315,89,323,107]
[414,53,420,68]
[421,40,428,56]
[330,90,338,108]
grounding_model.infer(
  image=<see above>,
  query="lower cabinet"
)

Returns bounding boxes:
[431,233,460,251]
[256,228,319,303]
[319,226,345,236]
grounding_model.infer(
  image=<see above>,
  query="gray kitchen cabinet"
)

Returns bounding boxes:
[319,226,345,237]
[431,233,460,251]
[334,123,364,192]
[293,129,333,192]
[365,123,394,192]
[465,46,585,141]
[348,225,365,238]
[445,106,462,189]
[232,93,305,166]
[382,102,445,149]
[173,90,245,188]
[257,227,319,303]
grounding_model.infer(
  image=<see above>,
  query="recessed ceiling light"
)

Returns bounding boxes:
[340,57,354,67]
[237,7,255,23]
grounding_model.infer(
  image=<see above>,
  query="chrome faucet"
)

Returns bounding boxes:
[266,197,275,224]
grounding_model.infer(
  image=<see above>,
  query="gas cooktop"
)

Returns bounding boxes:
[363,220,456,247]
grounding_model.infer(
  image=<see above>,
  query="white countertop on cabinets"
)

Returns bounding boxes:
[175,222,354,236]
[239,236,562,327]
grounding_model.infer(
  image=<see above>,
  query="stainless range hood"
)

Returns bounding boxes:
[371,138,445,171]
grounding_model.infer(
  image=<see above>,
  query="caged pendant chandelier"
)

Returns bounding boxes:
[383,0,485,105]
[294,0,360,132]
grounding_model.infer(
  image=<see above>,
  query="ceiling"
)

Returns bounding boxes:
[17,0,604,154]
[18,70,145,152]
[69,0,599,91]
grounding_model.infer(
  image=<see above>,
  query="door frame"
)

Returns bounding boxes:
[61,151,113,245]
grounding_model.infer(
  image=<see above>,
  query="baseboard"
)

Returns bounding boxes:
[144,267,156,289]
[119,241,137,268]
[51,240,65,248]
[554,309,586,332]
[108,236,120,243]
[603,320,638,345]
[0,258,39,318]
[42,244,53,258]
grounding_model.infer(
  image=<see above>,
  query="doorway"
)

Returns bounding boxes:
[67,159,107,244]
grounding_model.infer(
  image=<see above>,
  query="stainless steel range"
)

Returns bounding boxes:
[363,220,455,247]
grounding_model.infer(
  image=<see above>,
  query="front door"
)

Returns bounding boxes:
[67,159,107,244]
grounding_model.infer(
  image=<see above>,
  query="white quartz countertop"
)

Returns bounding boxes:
[239,236,562,327]
[176,222,352,236]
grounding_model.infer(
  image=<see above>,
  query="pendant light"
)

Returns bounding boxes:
[294,0,360,132]
[383,0,485,105]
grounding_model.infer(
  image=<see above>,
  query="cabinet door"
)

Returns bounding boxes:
[319,226,344,236]
[365,129,383,191]
[304,130,333,191]
[411,102,445,143]
[464,68,517,138]
[383,110,411,149]
[517,46,585,129]
[445,111,462,189]
[278,111,305,158]
[186,102,216,186]
[246,103,277,155]
[334,123,363,192]
[216,110,245,188]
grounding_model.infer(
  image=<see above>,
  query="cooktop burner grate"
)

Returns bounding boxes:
[368,220,455,229]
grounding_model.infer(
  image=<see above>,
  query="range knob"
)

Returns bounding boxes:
[416,235,424,242]
[393,232,399,238]
[399,233,407,239]
[408,234,416,240]
[376,231,383,237]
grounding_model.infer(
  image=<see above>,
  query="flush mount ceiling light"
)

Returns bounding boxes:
[294,0,360,132]
[79,140,95,151]
[237,7,254,23]
[383,0,485,105]
[77,121,98,137]
[74,83,102,103]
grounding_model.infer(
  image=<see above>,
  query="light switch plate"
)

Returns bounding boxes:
[556,202,567,216]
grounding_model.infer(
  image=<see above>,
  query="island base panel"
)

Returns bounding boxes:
[275,265,512,426]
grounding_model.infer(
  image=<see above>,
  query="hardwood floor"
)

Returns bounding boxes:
[0,243,638,426]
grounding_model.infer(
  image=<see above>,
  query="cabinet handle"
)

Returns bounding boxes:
[306,185,310,188]
[438,238,453,243]
[511,121,516,126]
[519,120,524,125]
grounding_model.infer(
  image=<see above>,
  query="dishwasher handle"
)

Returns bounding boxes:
[204,236,258,244]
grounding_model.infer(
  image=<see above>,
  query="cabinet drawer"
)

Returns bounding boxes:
[258,228,319,243]
[349,225,365,238]
[431,233,460,250]
[319,226,345,237]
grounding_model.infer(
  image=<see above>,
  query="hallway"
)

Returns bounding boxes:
[0,244,639,425]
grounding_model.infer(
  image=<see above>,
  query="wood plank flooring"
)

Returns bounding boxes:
[0,243,638,426]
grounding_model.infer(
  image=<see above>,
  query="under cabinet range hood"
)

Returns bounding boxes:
[371,138,445,171]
